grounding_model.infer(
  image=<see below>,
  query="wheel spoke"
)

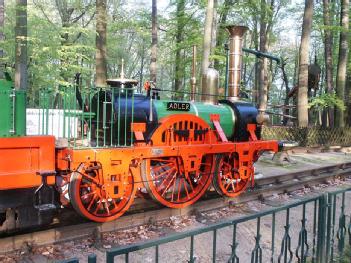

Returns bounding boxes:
[231,181,235,192]
[93,201,102,214]
[171,175,177,202]
[161,173,177,197]
[87,193,97,211]
[152,163,174,172]
[81,173,100,185]
[183,178,190,199]
[104,201,110,215]
[156,170,175,191]
[154,166,176,180]
[81,191,96,200]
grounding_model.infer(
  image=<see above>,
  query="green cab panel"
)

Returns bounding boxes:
[153,100,235,138]
[0,79,26,137]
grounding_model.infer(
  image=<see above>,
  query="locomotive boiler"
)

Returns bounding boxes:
[0,25,277,233]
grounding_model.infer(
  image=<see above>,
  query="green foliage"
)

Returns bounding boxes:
[309,92,346,111]
[0,0,349,125]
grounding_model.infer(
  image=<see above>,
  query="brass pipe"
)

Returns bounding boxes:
[190,45,197,101]
[226,25,248,101]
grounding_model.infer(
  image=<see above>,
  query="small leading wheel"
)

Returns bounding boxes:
[69,162,136,222]
[141,155,214,208]
[213,154,252,198]
[56,173,71,206]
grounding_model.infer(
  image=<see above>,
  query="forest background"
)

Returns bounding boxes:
[0,0,350,128]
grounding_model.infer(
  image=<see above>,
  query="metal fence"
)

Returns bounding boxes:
[27,85,136,148]
[262,126,351,147]
[58,186,351,263]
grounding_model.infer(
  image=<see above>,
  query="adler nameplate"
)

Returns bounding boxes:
[166,102,191,111]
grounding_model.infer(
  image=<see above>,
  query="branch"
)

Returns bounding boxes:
[32,0,55,26]
[71,0,94,23]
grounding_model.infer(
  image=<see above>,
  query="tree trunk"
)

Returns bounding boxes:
[95,0,107,87]
[139,43,145,93]
[15,0,27,90]
[201,0,214,76]
[335,0,349,128]
[323,0,334,127]
[150,0,157,84]
[211,0,218,53]
[253,15,259,104]
[281,61,290,125]
[214,0,232,70]
[0,0,4,79]
[258,0,268,113]
[174,0,185,96]
[297,0,314,127]
[347,72,351,125]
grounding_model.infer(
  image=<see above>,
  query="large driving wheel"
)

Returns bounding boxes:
[213,153,252,198]
[141,155,214,208]
[69,162,136,222]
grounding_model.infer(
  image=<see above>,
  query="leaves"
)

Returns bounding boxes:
[309,93,346,111]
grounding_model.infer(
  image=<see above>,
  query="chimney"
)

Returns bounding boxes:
[226,25,248,101]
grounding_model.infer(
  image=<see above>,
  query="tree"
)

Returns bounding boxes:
[258,0,270,114]
[33,0,95,84]
[257,0,279,115]
[0,0,4,79]
[201,0,215,96]
[323,0,334,127]
[335,0,349,128]
[174,0,185,95]
[15,0,27,90]
[150,0,157,84]
[95,0,107,87]
[201,0,215,74]
[297,0,314,127]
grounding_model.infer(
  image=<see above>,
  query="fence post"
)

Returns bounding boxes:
[88,254,97,263]
[325,193,332,263]
[316,194,328,263]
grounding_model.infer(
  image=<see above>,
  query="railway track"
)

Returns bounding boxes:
[1,161,351,254]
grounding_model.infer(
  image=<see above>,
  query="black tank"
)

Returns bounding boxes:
[90,91,158,146]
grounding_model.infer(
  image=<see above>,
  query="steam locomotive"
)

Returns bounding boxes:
[0,25,277,233]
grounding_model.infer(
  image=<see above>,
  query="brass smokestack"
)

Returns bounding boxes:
[201,67,219,104]
[226,25,248,101]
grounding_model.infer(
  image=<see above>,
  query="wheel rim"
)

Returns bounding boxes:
[141,155,214,208]
[69,162,136,222]
[213,154,251,197]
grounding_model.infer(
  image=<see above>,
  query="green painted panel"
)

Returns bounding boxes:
[15,90,26,136]
[0,79,26,137]
[0,90,12,137]
[153,100,235,138]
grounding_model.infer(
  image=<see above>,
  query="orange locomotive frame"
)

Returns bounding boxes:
[54,114,278,222]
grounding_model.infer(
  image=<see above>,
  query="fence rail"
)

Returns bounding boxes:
[58,186,351,263]
[27,85,136,148]
[262,126,351,147]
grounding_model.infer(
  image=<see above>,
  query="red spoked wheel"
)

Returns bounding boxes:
[69,162,136,222]
[141,155,214,208]
[213,154,252,198]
